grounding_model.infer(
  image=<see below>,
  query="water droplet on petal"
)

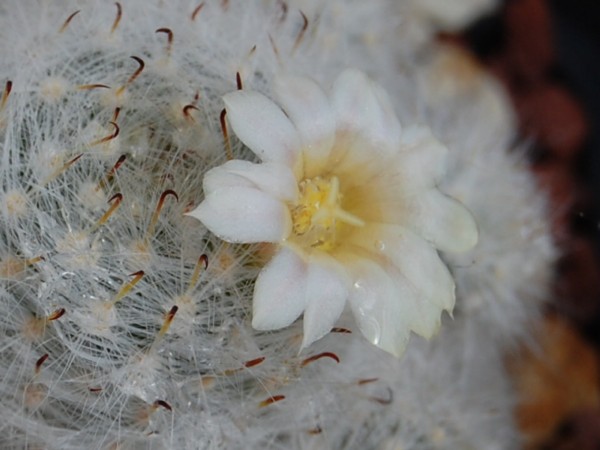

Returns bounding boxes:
[361,316,381,345]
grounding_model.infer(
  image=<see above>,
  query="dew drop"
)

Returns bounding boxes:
[354,304,381,345]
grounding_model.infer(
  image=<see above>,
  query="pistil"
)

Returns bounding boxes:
[291,176,364,250]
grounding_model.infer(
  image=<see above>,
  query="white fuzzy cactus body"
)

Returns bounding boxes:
[0,1,554,449]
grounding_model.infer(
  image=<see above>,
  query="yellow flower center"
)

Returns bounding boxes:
[290,176,365,251]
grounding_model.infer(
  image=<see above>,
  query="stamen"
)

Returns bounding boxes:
[326,176,339,205]
[191,2,205,21]
[307,426,322,435]
[110,270,144,306]
[35,354,49,375]
[112,107,121,122]
[90,193,123,232]
[186,254,208,293]
[59,10,80,33]
[219,109,233,160]
[155,28,174,57]
[236,72,243,90]
[334,209,365,227]
[292,176,364,249]
[258,394,285,407]
[146,189,178,239]
[293,11,309,51]
[88,387,103,393]
[301,352,340,366]
[89,121,119,146]
[1,80,12,111]
[116,56,145,96]
[111,2,122,34]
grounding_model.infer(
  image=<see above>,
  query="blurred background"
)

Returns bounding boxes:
[451,0,600,448]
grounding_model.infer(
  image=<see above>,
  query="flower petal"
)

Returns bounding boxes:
[348,243,442,342]
[204,160,298,202]
[275,75,336,178]
[345,256,411,357]
[252,247,308,330]
[396,125,448,191]
[301,252,351,350]
[223,90,301,169]
[186,186,291,243]
[386,264,445,339]
[347,223,455,338]
[331,69,402,152]
[401,189,479,253]
[202,163,254,193]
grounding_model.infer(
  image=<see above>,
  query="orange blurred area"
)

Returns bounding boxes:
[508,315,600,449]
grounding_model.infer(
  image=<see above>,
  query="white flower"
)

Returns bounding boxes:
[188,69,478,356]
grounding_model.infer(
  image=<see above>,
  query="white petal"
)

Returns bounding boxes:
[186,186,291,243]
[347,257,440,342]
[353,224,455,310]
[204,160,298,202]
[301,253,351,350]
[275,75,336,178]
[252,247,308,330]
[348,224,455,338]
[223,90,301,169]
[331,69,402,151]
[386,264,445,339]
[396,125,448,191]
[345,257,411,357]
[202,162,256,193]
[401,189,479,253]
